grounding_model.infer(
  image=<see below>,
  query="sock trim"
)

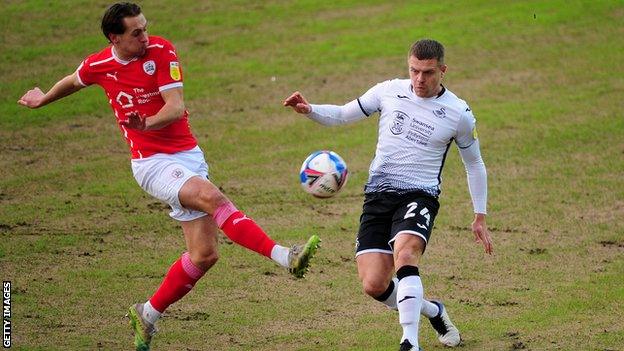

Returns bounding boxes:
[213,201,238,228]
[181,252,206,280]
[374,279,396,302]
[397,265,419,280]
[143,300,162,322]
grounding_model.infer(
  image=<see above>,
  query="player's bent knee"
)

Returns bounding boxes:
[362,279,389,298]
[189,249,219,271]
[197,187,229,213]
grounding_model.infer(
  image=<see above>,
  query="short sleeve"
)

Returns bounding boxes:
[156,40,183,92]
[76,58,94,86]
[455,108,478,149]
[357,80,389,116]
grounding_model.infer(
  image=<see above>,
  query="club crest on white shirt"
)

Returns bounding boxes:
[143,60,156,75]
[432,107,446,118]
[390,110,408,135]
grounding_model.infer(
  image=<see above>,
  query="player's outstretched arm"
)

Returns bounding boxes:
[283,91,312,114]
[18,72,83,109]
[472,213,493,254]
[283,91,367,126]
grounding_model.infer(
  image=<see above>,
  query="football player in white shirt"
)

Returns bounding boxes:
[285,39,493,351]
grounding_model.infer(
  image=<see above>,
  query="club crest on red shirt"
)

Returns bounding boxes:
[143,60,156,75]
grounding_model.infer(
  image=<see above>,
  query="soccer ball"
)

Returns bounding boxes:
[299,150,349,198]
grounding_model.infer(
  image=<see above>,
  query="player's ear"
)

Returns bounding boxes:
[108,33,119,44]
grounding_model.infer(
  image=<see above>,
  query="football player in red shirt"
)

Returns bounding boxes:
[18,3,320,350]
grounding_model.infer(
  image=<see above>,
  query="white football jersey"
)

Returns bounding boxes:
[357,79,477,196]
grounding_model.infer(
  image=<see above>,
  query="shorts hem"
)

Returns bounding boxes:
[390,230,428,245]
[171,211,209,222]
[355,248,394,258]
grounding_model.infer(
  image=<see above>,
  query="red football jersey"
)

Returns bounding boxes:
[76,36,197,159]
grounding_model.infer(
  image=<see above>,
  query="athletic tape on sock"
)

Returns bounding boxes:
[181,252,206,280]
[213,201,238,228]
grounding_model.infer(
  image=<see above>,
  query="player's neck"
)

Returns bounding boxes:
[112,46,136,62]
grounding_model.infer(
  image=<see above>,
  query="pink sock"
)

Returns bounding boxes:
[213,202,276,258]
[149,252,206,312]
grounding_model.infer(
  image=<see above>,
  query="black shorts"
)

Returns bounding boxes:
[355,191,440,256]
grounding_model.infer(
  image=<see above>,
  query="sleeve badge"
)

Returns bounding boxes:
[169,62,181,81]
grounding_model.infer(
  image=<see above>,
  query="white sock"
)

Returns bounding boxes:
[270,245,290,268]
[142,301,161,325]
[380,278,440,317]
[397,275,423,347]
[421,299,440,318]
[380,277,399,310]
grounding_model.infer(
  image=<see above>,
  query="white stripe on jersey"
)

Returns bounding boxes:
[159,82,183,92]
[75,64,87,87]
[89,56,114,67]
[120,124,141,158]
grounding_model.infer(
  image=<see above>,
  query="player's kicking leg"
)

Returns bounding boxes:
[212,199,321,278]
[180,177,321,278]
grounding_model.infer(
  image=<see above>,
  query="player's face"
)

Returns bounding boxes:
[408,56,447,98]
[111,14,149,59]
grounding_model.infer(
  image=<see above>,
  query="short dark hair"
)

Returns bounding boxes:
[101,2,142,42]
[409,39,445,65]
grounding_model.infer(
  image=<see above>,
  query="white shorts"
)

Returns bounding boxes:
[131,146,209,222]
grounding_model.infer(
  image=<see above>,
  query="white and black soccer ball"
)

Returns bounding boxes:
[299,150,348,198]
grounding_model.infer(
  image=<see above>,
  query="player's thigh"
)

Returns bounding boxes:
[178,176,227,214]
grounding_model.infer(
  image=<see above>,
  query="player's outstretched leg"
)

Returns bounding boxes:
[287,234,321,278]
[127,303,157,351]
[216,201,322,277]
[427,300,461,347]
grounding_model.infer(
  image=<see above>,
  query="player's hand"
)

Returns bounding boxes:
[18,87,45,108]
[472,213,493,254]
[119,112,147,130]
[283,91,312,114]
